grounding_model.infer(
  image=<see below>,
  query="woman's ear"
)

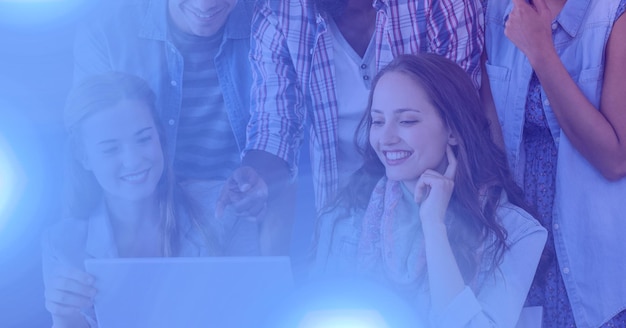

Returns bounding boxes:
[447,131,459,146]
[72,145,91,171]
[80,156,91,171]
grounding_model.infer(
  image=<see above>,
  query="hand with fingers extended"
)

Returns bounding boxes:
[505,0,555,63]
[215,166,268,220]
[44,266,96,327]
[414,146,457,227]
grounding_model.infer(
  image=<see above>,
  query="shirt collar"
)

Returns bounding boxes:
[556,0,591,38]
[139,0,250,41]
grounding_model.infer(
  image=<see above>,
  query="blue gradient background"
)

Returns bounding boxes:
[0,1,319,326]
[0,1,128,326]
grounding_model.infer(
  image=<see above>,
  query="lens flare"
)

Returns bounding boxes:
[298,309,390,328]
[0,134,23,231]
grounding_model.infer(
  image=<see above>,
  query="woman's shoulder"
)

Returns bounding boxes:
[42,217,91,269]
[43,202,110,260]
[495,194,547,245]
[44,218,90,248]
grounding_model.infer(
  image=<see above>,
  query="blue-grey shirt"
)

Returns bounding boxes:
[485,1,626,327]
[313,181,547,327]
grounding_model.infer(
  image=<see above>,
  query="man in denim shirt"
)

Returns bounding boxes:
[73,0,255,182]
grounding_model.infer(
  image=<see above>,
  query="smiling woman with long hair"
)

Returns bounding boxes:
[312,54,547,327]
[41,72,224,328]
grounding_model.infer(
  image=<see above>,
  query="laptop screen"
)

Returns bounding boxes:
[85,256,294,328]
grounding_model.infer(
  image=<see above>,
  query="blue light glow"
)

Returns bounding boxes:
[0,134,24,232]
[0,0,89,28]
[298,309,390,328]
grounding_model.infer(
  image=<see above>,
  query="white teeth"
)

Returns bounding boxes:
[194,12,213,19]
[385,151,411,161]
[191,8,222,19]
[121,170,148,182]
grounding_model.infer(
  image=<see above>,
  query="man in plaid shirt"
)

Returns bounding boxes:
[220,0,483,254]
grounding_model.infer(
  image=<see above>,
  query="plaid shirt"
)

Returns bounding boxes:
[246,0,484,210]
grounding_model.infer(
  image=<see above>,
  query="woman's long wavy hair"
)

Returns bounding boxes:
[319,54,529,282]
[63,72,219,256]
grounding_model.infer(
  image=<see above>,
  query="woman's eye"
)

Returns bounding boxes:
[102,146,119,154]
[138,136,152,143]
[371,119,384,126]
[400,120,418,125]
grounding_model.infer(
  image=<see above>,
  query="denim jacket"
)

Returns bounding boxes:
[313,183,546,328]
[73,0,254,160]
[485,1,626,327]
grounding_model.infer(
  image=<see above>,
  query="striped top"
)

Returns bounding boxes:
[246,0,484,210]
[170,25,240,181]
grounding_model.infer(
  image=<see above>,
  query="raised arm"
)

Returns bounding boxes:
[244,0,307,175]
[505,0,626,180]
[233,0,308,255]
[425,207,546,327]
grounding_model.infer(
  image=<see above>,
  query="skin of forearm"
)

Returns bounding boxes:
[242,150,292,193]
[529,50,625,179]
[241,150,295,255]
[422,222,466,311]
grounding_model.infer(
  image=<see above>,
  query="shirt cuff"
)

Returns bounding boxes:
[430,286,482,328]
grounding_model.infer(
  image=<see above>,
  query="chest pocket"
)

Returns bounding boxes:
[574,66,604,108]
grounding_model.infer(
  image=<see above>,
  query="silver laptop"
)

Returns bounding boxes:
[84,257,294,328]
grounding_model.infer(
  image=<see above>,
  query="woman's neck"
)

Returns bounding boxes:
[104,193,164,257]
[546,0,567,20]
[105,194,159,229]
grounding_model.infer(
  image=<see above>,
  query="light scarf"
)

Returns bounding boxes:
[357,177,427,286]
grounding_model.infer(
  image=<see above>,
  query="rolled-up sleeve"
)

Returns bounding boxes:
[245,1,307,176]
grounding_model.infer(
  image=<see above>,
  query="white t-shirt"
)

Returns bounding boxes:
[329,18,376,188]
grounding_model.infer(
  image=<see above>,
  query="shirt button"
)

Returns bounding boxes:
[360,64,367,69]
[562,267,570,274]
[543,98,550,106]
[553,223,559,230]
[168,119,175,126]
[170,80,177,87]
[551,22,558,30]
[363,75,370,80]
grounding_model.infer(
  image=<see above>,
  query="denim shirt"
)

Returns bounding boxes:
[73,0,254,160]
[485,1,626,327]
[313,185,546,328]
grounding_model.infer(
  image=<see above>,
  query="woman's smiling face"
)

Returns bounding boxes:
[79,99,164,202]
[369,71,453,188]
